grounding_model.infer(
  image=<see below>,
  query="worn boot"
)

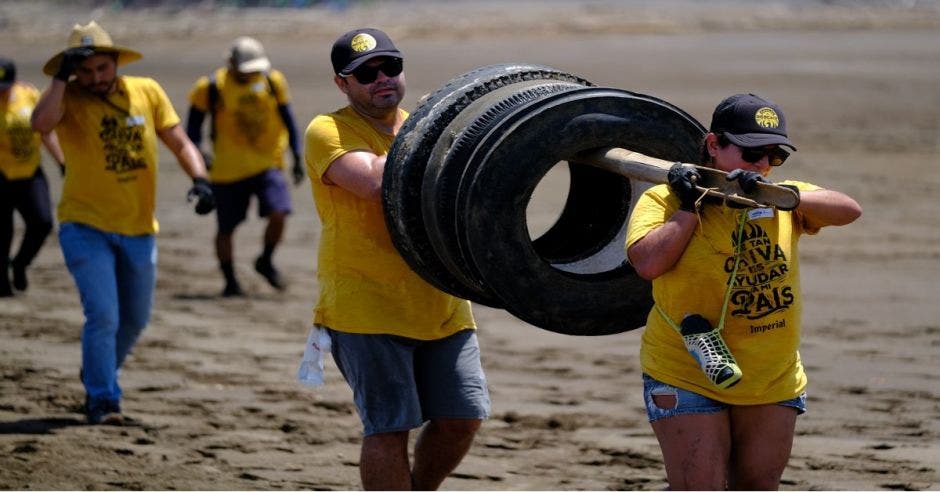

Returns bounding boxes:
[254,255,285,291]
[220,261,244,297]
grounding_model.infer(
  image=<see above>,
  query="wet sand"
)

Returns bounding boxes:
[1,1,939,489]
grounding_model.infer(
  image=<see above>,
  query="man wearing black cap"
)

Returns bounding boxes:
[304,28,489,490]
[626,93,862,489]
[1,57,65,297]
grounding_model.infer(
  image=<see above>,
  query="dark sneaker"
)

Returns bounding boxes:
[254,256,285,291]
[11,263,27,291]
[222,280,245,298]
[680,314,743,389]
[86,399,124,426]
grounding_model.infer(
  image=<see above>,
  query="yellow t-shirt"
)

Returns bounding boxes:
[626,181,820,404]
[56,76,180,235]
[304,106,475,340]
[1,83,43,180]
[188,68,290,183]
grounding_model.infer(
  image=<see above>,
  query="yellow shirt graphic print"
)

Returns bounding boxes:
[100,113,148,175]
[234,91,267,146]
[727,214,795,320]
[56,76,180,235]
[0,83,43,180]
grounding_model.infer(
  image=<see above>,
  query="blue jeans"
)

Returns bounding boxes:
[59,223,156,406]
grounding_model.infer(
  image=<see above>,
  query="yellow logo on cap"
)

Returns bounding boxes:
[350,33,377,53]
[0,68,6,79]
[755,107,780,129]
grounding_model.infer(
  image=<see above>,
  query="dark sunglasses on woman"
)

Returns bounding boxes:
[739,145,790,167]
[344,58,403,85]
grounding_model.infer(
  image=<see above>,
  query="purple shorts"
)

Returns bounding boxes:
[211,168,291,233]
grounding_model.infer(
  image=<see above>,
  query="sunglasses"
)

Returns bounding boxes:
[344,58,403,84]
[739,145,790,167]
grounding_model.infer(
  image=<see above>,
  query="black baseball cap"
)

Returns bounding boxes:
[709,93,796,150]
[0,57,15,91]
[331,28,402,75]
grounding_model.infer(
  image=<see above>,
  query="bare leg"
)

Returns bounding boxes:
[216,231,242,296]
[728,404,797,490]
[255,211,287,290]
[411,418,482,490]
[216,231,234,264]
[360,431,411,490]
[263,211,286,252]
[650,393,731,490]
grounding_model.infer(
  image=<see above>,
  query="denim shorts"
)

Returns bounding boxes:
[328,328,491,437]
[642,373,806,422]
[212,168,291,233]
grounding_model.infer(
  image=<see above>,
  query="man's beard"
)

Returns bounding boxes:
[370,84,402,109]
[84,78,115,96]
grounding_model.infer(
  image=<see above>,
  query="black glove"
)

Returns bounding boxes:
[726,169,766,194]
[187,177,216,215]
[667,163,703,212]
[54,47,94,82]
[291,153,304,186]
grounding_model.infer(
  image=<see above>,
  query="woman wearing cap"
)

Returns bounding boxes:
[0,57,65,297]
[626,93,861,489]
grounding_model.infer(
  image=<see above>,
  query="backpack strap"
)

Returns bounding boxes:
[265,72,277,98]
[265,72,294,132]
[207,72,219,142]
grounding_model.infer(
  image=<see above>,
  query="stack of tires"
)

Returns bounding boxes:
[382,64,705,336]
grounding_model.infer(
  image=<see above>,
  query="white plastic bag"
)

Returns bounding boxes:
[297,325,332,388]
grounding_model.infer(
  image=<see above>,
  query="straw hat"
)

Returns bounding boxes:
[42,21,142,76]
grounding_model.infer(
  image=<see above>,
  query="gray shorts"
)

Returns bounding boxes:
[327,327,491,436]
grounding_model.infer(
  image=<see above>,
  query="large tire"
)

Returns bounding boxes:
[458,87,705,335]
[421,80,587,304]
[382,64,594,302]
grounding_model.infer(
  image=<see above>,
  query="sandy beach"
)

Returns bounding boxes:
[1,1,939,489]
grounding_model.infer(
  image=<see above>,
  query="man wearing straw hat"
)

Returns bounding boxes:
[31,21,216,425]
